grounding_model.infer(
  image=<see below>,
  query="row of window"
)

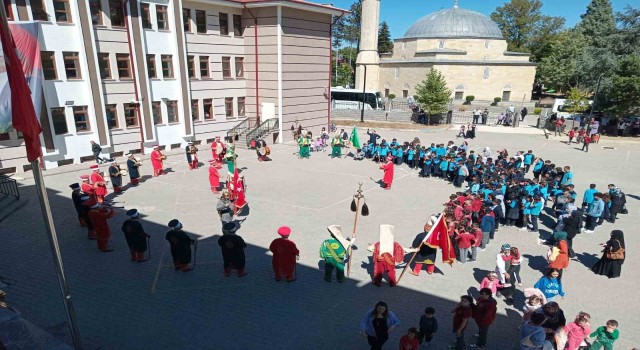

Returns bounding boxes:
[50,97,246,135]
[181,9,242,36]
[187,56,244,79]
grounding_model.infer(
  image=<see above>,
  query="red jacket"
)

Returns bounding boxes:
[473,297,497,327]
[455,232,475,249]
[472,229,483,247]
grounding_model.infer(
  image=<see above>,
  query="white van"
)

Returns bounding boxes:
[552,98,593,120]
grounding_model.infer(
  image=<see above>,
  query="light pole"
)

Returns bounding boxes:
[356,63,368,123]
[588,73,605,122]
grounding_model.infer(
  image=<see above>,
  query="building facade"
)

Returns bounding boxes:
[0,0,344,172]
[356,1,536,104]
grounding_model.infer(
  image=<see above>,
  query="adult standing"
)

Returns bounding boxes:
[548,231,570,279]
[521,107,528,121]
[320,225,355,283]
[216,190,234,224]
[224,142,237,173]
[125,153,141,185]
[108,160,123,193]
[481,109,489,124]
[379,155,394,190]
[211,136,225,167]
[472,109,480,124]
[121,209,149,262]
[359,301,401,350]
[218,222,247,277]
[150,145,165,177]
[208,159,221,193]
[165,219,194,272]
[80,175,94,198]
[331,132,344,158]
[89,164,108,203]
[471,288,498,349]
[563,211,581,258]
[269,226,299,282]
[410,217,438,276]
[368,225,409,287]
[367,129,380,145]
[69,183,86,227]
[87,201,116,252]
[608,188,625,223]
[592,230,625,279]
[185,142,198,170]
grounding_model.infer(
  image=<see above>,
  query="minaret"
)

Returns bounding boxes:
[355,0,380,91]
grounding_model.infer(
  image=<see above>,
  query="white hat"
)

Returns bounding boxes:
[301,129,308,137]
[379,224,395,255]
[327,225,351,250]
[125,153,133,158]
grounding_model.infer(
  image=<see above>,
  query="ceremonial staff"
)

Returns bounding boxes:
[347,182,369,276]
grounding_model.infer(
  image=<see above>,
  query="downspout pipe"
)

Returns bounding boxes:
[123,0,145,155]
[328,11,346,130]
[243,5,259,127]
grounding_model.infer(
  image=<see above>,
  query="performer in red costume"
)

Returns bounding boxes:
[268,226,300,282]
[368,224,414,287]
[210,136,225,169]
[208,159,221,193]
[150,145,165,177]
[379,155,395,190]
[80,175,94,198]
[89,164,108,203]
[232,169,247,215]
[87,200,116,252]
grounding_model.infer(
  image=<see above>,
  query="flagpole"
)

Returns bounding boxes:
[31,162,84,349]
[396,214,444,285]
[347,182,364,277]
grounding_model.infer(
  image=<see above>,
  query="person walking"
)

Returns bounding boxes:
[470,288,497,349]
[581,134,591,152]
[269,226,299,282]
[90,140,108,164]
[359,301,401,350]
[520,107,528,121]
[591,230,625,278]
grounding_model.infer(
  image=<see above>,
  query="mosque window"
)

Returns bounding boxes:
[394,68,399,79]
[483,67,490,80]
[438,41,445,49]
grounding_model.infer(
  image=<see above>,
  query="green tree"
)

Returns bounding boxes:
[490,0,564,60]
[334,0,362,49]
[607,55,640,116]
[577,0,617,48]
[564,87,591,115]
[331,63,354,87]
[377,21,394,53]
[415,68,452,121]
[536,30,587,92]
[609,5,640,55]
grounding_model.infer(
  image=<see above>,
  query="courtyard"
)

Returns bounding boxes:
[0,125,638,349]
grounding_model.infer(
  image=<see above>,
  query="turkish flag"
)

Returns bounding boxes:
[0,22,42,161]
[424,214,456,265]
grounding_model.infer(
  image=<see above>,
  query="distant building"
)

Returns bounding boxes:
[0,0,345,172]
[356,0,536,104]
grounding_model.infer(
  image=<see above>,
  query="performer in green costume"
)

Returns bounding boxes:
[319,225,355,282]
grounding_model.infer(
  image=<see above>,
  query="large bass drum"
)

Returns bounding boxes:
[258,146,267,156]
[215,143,225,156]
[265,146,271,155]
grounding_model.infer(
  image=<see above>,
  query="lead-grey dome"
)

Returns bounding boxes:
[403,7,503,39]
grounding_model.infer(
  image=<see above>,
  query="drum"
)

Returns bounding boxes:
[215,143,225,155]
[120,169,129,176]
[265,146,271,155]
[258,147,266,156]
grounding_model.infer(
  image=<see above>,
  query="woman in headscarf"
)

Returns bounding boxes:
[562,211,581,258]
[592,230,625,278]
[482,146,492,159]
[548,231,569,280]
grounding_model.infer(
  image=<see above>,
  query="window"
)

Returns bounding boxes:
[147,55,156,78]
[116,54,131,79]
[402,90,408,98]
[98,53,111,79]
[51,108,68,135]
[502,91,511,102]
[161,55,174,78]
[166,100,178,123]
[30,0,48,21]
[222,57,231,78]
[141,3,151,29]
[237,97,245,117]
[438,41,445,49]
[152,101,162,124]
[41,51,57,80]
[53,0,71,23]
[483,67,490,80]
[199,56,209,78]
[4,0,14,21]
[89,0,102,25]
[234,57,244,78]
[233,14,242,36]
[124,103,138,127]
[454,91,464,100]
[384,89,389,97]
[219,12,228,35]
[105,104,118,129]
[195,10,206,34]
[203,99,213,120]
[394,68,399,79]
[109,0,124,27]
[62,52,81,79]
[73,106,90,132]
[224,97,233,118]
[191,100,199,121]
[156,5,168,30]
[187,55,195,79]
[182,8,191,32]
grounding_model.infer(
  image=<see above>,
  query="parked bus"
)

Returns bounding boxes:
[330,88,384,110]
[552,98,593,120]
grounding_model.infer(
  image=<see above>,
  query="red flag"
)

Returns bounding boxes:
[424,214,456,265]
[0,22,42,161]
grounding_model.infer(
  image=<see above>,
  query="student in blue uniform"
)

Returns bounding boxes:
[582,183,598,208]
[439,157,449,179]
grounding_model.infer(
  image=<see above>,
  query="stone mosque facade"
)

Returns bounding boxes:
[356,0,537,103]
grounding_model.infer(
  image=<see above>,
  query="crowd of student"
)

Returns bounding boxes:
[352,131,627,350]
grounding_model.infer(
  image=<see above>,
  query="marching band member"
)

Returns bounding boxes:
[331,132,344,158]
[233,171,247,215]
[319,225,356,283]
[367,225,416,287]
[211,136,225,169]
[217,190,234,224]
[89,164,108,203]
[298,130,311,159]
[269,226,299,282]
[166,219,195,272]
[150,145,165,177]
[185,142,199,170]
[125,153,141,185]
[80,174,94,197]
[69,182,86,227]
[87,199,116,252]
[380,155,395,190]
[224,142,237,173]
[256,138,271,162]
[208,159,221,194]
[121,209,150,262]
[108,160,124,193]
[218,222,247,277]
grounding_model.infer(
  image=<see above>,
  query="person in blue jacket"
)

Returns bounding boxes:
[533,268,565,301]
[585,193,604,232]
[439,158,449,179]
[523,150,535,172]
[528,196,544,232]
[582,183,598,208]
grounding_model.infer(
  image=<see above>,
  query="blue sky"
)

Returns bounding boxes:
[329,0,636,39]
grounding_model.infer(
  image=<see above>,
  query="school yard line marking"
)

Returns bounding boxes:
[626,150,630,163]
[541,143,547,148]
[294,167,372,179]
[248,197,320,212]
[318,172,413,211]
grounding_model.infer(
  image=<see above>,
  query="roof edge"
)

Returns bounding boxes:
[236,0,349,15]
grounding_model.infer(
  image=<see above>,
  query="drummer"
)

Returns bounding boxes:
[256,138,271,162]
[210,136,225,169]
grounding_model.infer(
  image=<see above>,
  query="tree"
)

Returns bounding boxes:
[564,87,591,115]
[536,30,588,92]
[609,5,640,55]
[490,0,564,60]
[414,68,452,121]
[607,55,640,116]
[377,21,393,53]
[577,0,617,48]
[334,0,362,49]
[331,63,354,87]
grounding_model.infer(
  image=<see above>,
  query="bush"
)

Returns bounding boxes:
[533,108,542,115]
[458,105,467,112]
[388,94,396,100]
[494,97,502,103]
[465,95,475,103]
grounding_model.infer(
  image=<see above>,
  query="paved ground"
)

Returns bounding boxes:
[0,126,638,349]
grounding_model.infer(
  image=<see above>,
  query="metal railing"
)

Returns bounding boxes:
[245,118,279,147]
[0,174,19,199]
[387,101,413,111]
[226,118,255,143]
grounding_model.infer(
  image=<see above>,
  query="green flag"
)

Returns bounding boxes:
[350,127,361,149]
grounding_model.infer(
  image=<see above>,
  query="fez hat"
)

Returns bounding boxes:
[277,226,291,237]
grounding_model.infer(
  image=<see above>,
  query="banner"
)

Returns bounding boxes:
[424,214,456,265]
[0,22,43,134]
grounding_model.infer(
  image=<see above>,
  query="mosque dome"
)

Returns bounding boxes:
[403,5,503,40]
